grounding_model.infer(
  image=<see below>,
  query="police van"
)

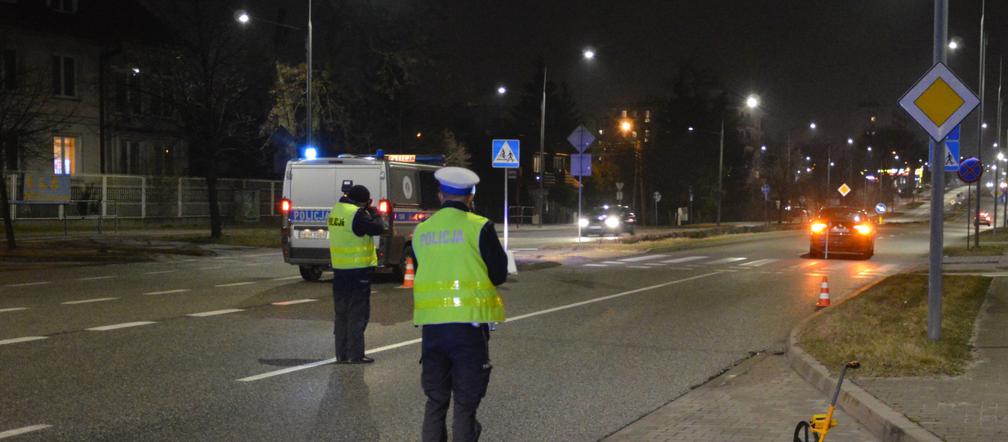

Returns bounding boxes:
[279,153,443,281]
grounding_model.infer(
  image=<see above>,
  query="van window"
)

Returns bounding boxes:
[419,170,440,210]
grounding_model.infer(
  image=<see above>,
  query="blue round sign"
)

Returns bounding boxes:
[958,157,983,184]
[874,202,887,214]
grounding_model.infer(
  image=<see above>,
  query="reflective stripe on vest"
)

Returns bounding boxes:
[412,208,505,325]
[328,202,377,269]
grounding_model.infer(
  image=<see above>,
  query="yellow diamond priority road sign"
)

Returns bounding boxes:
[837,183,851,197]
[899,62,979,142]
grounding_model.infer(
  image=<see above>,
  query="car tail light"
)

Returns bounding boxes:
[810,222,828,234]
[853,223,873,235]
[280,198,291,214]
[377,199,391,215]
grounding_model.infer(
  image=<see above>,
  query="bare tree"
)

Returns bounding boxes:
[441,130,471,168]
[0,36,79,249]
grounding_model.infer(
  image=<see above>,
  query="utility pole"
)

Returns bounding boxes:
[305,0,313,149]
[537,67,547,225]
[996,57,1003,232]
[716,118,724,226]
[975,0,986,247]
[928,0,947,341]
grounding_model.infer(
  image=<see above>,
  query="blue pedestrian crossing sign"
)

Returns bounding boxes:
[492,139,520,168]
[928,124,961,172]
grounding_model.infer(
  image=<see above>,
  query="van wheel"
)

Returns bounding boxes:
[299,265,323,282]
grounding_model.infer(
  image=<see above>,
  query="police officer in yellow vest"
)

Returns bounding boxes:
[409,167,508,442]
[328,184,384,364]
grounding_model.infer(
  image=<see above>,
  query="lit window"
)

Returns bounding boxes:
[53,136,76,175]
[52,55,76,97]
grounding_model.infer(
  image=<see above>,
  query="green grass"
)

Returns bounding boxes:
[943,243,1008,257]
[799,273,991,377]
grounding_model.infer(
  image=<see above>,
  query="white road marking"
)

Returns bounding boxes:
[187,309,244,317]
[707,257,747,265]
[627,265,651,269]
[665,266,696,271]
[0,307,28,313]
[583,264,608,267]
[5,281,51,288]
[144,289,190,296]
[143,270,176,275]
[215,281,256,287]
[271,276,303,281]
[62,297,118,305]
[0,424,52,439]
[238,271,723,383]
[740,258,777,267]
[272,299,317,306]
[600,261,626,265]
[86,321,157,331]
[660,256,707,264]
[0,336,47,346]
[77,275,115,281]
[620,254,670,262]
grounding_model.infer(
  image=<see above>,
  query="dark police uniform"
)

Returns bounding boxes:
[329,189,384,364]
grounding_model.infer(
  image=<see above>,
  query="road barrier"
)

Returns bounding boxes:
[816,276,831,309]
[397,256,415,289]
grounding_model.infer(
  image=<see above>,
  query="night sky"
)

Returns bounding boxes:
[279,0,1003,154]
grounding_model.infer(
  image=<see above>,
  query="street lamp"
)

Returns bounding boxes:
[497,85,507,95]
[745,95,760,109]
[847,138,854,145]
[236,4,312,149]
[809,122,817,130]
[760,145,767,152]
[582,48,596,60]
[948,38,960,50]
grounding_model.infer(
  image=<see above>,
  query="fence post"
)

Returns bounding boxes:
[140,176,146,219]
[101,175,107,217]
[177,177,183,218]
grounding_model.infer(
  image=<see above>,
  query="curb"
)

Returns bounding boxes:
[786,280,942,442]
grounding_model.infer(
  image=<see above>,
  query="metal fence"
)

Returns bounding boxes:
[5,173,282,221]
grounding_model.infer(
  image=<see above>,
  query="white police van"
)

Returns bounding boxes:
[280,153,443,281]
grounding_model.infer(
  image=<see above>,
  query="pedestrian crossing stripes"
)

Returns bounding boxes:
[706,257,747,265]
[620,254,670,262]
[739,258,776,267]
[660,256,707,264]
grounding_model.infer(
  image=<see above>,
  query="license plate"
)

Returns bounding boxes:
[298,229,328,240]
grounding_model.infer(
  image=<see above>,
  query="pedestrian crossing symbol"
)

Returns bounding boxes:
[491,139,520,168]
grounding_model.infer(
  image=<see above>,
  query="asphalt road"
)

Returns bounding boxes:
[0,221,958,441]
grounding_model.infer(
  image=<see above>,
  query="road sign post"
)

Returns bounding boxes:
[568,126,596,244]
[652,191,661,225]
[492,140,520,251]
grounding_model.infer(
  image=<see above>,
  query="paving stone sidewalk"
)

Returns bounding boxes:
[605,353,876,441]
[857,277,1008,442]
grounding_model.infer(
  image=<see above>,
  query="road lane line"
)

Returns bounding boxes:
[0,424,52,439]
[5,281,50,288]
[238,271,723,383]
[740,258,776,267]
[600,261,626,265]
[0,307,29,313]
[620,254,670,262]
[660,256,707,264]
[216,281,256,287]
[627,265,650,269]
[77,275,115,281]
[0,336,47,346]
[144,289,190,296]
[583,264,607,267]
[707,257,747,265]
[187,309,244,317]
[272,299,317,306]
[86,321,156,331]
[272,276,303,281]
[143,270,176,275]
[62,297,118,305]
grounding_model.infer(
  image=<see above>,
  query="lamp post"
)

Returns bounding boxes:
[975,0,986,247]
[236,3,313,148]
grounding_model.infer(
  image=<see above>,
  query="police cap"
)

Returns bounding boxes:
[434,167,480,195]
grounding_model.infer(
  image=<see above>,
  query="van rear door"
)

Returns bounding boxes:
[288,164,382,255]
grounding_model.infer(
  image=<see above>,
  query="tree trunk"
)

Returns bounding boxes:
[0,171,15,249]
[206,169,222,239]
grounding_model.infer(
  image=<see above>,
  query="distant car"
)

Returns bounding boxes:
[809,207,875,259]
[977,211,992,226]
[580,205,636,236]
[783,205,810,224]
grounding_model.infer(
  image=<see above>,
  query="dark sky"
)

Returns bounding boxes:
[276,0,1002,154]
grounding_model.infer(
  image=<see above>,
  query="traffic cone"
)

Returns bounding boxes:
[397,257,415,289]
[815,276,831,309]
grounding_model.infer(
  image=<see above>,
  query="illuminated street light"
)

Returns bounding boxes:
[497,85,507,95]
[235,10,250,24]
[999,152,1006,161]
[687,126,695,132]
[805,156,811,161]
[760,145,767,152]
[948,39,959,50]
[847,138,854,145]
[620,119,633,133]
[809,122,817,130]
[745,95,760,109]
[867,146,873,152]
[583,48,596,60]
[982,122,989,129]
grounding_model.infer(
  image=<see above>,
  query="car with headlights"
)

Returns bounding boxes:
[809,206,875,259]
[580,204,636,236]
[976,210,992,226]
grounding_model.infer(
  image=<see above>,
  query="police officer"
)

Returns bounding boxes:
[410,167,508,442]
[328,184,384,364]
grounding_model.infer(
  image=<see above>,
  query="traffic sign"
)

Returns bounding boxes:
[837,183,851,197]
[899,62,980,142]
[616,191,623,201]
[570,154,592,177]
[761,183,770,201]
[875,202,887,215]
[938,125,961,172]
[653,191,662,202]
[616,182,624,191]
[491,139,520,168]
[567,125,595,153]
[23,174,70,202]
[958,157,983,183]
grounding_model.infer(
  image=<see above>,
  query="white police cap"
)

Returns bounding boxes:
[434,167,480,195]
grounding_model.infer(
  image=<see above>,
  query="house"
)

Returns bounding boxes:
[0,0,186,177]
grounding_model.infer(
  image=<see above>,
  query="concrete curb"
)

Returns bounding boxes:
[786,281,942,442]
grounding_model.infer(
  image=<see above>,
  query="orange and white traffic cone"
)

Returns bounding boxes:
[815,276,831,309]
[397,257,415,289]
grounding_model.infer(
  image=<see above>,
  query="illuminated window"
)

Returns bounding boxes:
[53,136,76,175]
[51,55,76,97]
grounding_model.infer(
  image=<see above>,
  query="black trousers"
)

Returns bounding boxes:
[332,269,372,361]
[421,323,492,442]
